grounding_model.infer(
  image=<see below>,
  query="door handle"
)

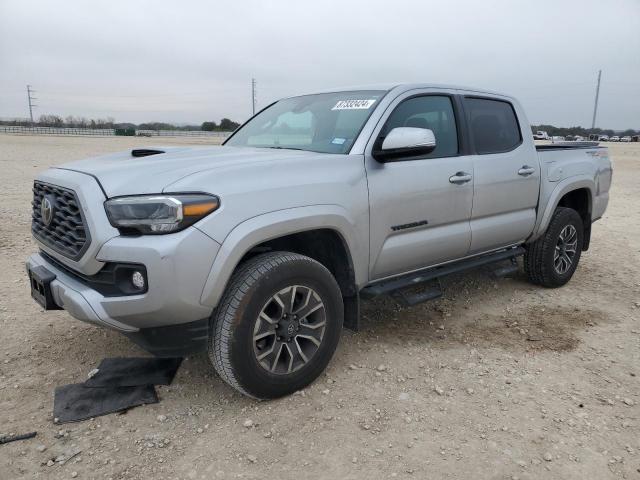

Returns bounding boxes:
[518,165,535,176]
[449,172,472,185]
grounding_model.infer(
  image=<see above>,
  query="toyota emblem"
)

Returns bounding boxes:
[41,196,54,226]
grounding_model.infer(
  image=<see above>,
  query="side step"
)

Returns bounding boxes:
[391,280,443,307]
[490,259,520,278]
[361,247,525,304]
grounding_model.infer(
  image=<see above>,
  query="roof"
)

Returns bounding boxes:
[284,83,512,100]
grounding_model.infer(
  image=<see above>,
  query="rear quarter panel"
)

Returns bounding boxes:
[532,146,611,240]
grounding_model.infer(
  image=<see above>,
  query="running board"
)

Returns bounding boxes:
[391,281,443,307]
[361,247,525,300]
[490,259,520,278]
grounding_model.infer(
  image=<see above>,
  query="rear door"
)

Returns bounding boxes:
[463,96,539,254]
[365,91,474,280]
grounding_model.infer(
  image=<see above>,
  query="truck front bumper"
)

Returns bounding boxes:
[26,227,221,354]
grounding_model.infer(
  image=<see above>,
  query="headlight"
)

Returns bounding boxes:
[104,194,219,235]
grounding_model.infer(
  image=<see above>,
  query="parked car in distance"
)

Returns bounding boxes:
[572,135,585,142]
[533,130,550,140]
[598,135,609,141]
[551,136,565,142]
[27,83,613,399]
[610,136,620,142]
[620,136,631,142]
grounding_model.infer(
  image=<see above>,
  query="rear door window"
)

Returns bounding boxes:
[464,97,522,154]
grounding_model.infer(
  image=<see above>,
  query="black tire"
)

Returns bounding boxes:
[524,207,584,288]
[208,251,343,399]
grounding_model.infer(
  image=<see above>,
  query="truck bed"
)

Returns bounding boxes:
[535,141,603,151]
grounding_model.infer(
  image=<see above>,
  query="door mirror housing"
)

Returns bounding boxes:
[373,127,437,162]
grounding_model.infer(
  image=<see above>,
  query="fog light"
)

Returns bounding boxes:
[131,271,145,290]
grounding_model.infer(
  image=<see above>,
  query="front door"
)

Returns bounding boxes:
[365,93,474,280]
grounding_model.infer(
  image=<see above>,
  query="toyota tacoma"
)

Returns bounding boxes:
[27,84,612,399]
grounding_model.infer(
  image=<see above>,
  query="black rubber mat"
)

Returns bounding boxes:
[84,357,182,388]
[53,383,158,424]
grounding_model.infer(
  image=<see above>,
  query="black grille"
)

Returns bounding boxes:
[32,181,89,260]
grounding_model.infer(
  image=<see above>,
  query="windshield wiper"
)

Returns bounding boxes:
[264,146,307,151]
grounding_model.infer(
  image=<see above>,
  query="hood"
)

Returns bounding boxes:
[55,145,319,197]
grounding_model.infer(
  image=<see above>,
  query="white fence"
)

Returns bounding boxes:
[135,129,230,138]
[0,126,115,136]
[0,125,232,138]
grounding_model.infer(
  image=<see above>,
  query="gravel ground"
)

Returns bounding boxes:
[0,135,639,480]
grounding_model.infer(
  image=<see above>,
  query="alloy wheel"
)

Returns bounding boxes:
[554,224,578,275]
[252,285,326,374]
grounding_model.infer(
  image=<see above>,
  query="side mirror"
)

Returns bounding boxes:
[373,127,436,162]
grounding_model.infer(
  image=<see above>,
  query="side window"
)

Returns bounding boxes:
[465,97,522,154]
[381,96,459,158]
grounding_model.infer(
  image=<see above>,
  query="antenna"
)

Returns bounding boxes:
[251,78,257,116]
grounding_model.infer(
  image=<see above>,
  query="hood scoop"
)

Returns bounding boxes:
[131,148,165,158]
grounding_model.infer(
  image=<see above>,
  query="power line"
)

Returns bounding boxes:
[591,70,602,129]
[33,88,248,99]
[26,85,37,123]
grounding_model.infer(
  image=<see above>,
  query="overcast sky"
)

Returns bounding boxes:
[1,0,638,129]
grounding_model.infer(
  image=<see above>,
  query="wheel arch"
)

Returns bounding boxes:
[556,187,592,250]
[199,206,366,330]
[531,178,594,248]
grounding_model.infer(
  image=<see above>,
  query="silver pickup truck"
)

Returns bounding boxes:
[27,84,612,399]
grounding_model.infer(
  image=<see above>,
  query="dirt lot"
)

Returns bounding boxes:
[1,135,638,480]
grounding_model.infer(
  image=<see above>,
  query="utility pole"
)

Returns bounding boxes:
[591,70,601,129]
[251,78,257,116]
[26,85,37,124]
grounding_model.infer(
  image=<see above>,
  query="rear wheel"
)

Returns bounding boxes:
[524,207,584,288]
[208,251,343,399]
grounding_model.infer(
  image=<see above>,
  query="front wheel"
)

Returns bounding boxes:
[208,251,343,399]
[524,207,584,288]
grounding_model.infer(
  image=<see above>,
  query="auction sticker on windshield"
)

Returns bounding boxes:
[332,99,376,110]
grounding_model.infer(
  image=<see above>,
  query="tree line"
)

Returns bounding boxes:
[0,115,241,132]
[531,124,639,138]
[1,115,636,137]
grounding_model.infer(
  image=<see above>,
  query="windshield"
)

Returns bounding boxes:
[225,90,386,154]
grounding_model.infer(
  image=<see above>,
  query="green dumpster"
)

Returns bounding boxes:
[115,128,135,136]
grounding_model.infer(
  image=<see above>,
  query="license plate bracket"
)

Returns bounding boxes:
[29,265,62,310]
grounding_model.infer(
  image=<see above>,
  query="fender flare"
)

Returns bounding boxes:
[198,205,366,308]
[530,176,594,241]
